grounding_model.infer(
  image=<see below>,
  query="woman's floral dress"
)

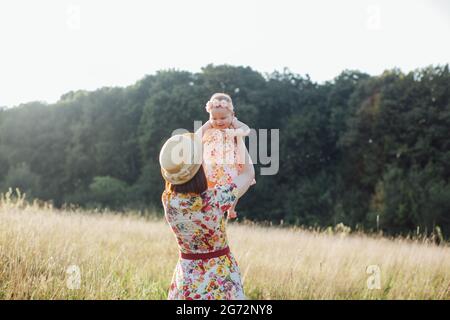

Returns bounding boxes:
[203,129,255,189]
[162,183,247,300]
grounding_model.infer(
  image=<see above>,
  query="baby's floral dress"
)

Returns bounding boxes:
[162,183,247,300]
[203,129,255,189]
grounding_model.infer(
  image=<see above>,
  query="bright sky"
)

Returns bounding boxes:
[0,0,449,108]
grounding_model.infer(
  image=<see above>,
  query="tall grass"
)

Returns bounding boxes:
[1,188,449,299]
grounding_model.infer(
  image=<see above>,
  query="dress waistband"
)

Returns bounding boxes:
[180,246,230,260]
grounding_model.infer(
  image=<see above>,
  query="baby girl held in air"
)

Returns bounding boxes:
[196,92,256,219]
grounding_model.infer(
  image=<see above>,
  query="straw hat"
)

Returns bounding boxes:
[159,133,203,185]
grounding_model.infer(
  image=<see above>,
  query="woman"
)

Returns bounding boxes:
[159,132,255,300]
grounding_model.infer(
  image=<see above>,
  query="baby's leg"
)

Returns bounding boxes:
[227,200,238,219]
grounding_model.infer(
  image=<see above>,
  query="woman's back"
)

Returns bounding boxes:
[162,183,238,254]
[162,183,247,300]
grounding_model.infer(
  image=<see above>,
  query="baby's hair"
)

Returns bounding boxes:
[210,92,232,102]
[205,92,234,113]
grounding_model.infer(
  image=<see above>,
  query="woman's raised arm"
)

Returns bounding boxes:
[232,137,255,199]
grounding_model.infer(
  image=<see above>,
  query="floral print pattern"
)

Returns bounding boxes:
[203,129,245,189]
[162,183,247,300]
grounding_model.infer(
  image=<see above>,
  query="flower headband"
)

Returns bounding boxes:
[205,98,234,113]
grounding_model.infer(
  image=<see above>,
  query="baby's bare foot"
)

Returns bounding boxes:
[228,210,237,219]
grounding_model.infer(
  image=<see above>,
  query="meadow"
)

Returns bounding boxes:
[1,189,449,300]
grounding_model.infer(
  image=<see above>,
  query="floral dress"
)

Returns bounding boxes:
[162,183,247,300]
[203,129,255,189]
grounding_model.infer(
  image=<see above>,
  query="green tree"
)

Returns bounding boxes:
[88,176,129,210]
[0,162,41,199]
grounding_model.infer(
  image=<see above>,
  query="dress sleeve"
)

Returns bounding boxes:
[213,183,238,213]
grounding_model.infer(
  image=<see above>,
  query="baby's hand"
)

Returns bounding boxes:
[227,209,237,219]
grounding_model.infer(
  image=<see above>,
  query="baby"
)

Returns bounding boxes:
[196,93,255,219]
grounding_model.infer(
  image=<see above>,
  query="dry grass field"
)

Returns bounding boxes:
[1,189,449,300]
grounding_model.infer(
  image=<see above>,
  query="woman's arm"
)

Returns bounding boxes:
[230,117,251,136]
[232,138,255,199]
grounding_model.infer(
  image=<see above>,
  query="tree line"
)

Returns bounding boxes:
[0,64,449,238]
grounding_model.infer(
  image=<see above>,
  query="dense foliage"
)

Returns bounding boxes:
[1,64,449,237]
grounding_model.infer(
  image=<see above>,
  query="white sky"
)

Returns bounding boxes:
[0,0,449,108]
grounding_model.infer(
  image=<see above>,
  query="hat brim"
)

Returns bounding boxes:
[161,163,202,185]
[159,132,203,185]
